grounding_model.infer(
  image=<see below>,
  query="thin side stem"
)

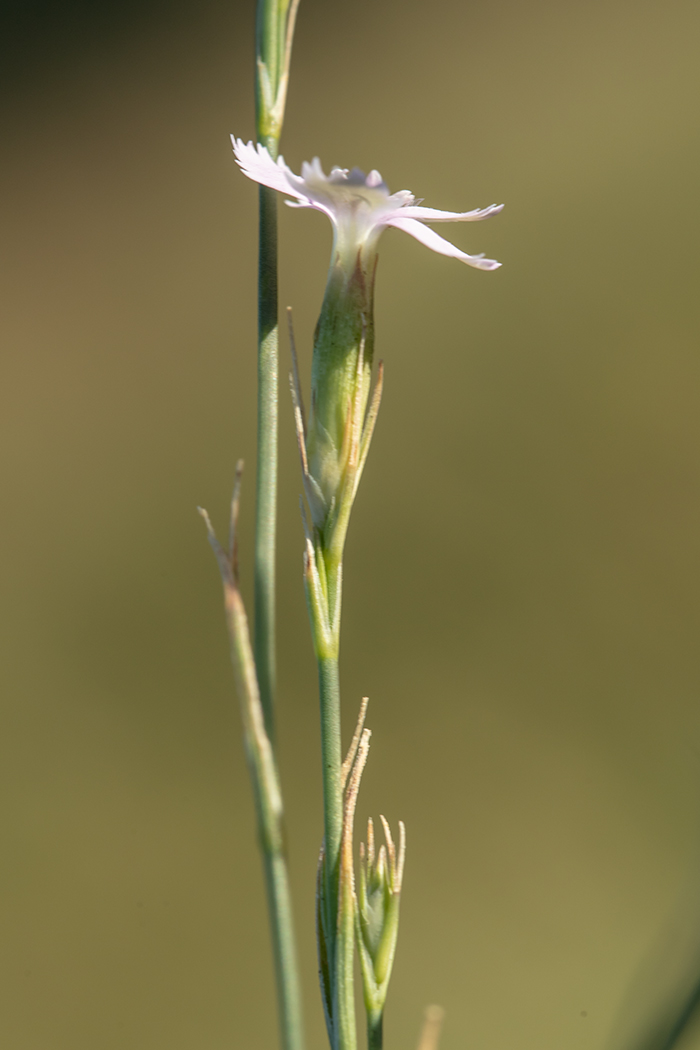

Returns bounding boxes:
[199,500,304,1050]
[264,851,306,1050]
[227,573,303,1050]
[255,178,279,742]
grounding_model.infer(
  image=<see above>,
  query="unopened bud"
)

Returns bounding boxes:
[356,816,406,1030]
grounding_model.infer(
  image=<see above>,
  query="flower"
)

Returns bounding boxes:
[231,137,504,579]
[231,137,503,271]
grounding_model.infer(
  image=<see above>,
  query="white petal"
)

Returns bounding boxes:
[386,216,502,270]
[397,203,504,222]
[389,189,416,207]
[301,157,327,182]
[284,199,319,210]
[231,137,306,199]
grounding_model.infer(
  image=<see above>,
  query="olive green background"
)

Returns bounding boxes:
[2,0,700,1047]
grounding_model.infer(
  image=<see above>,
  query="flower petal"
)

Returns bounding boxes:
[386,216,502,270]
[231,137,306,200]
[396,203,504,222]
[231,138,503,270]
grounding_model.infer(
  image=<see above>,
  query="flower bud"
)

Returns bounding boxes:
[356,816,406,1032]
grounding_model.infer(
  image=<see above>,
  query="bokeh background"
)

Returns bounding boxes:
[2,0,700,1047]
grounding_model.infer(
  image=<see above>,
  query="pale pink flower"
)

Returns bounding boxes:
[232,137,503,271]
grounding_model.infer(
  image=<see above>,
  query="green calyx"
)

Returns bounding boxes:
[290,249,383,661]
[306,252,376,538]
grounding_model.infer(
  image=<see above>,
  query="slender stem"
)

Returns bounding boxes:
[263,851,306,1050]
[257,0,280,95]
[203,3,304,1050]
[368,1015,383,1050]
[255,177,279,742]
[252,0,308,1045]
[318,655,343,903]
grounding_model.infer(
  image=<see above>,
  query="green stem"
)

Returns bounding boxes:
[318,652,359,1050]
[368,1014,383,1050]
[318,655,343,906]
[263,850,306,1050]
[255,177,279,742]
[256,0,280,96]
[252,1,305,1046]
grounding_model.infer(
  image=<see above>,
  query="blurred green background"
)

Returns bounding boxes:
[2,0,700,1047]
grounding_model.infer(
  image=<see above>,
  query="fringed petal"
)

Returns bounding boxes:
[386,216,502,270]
[231,137,305,199]
[397,203,504,222]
